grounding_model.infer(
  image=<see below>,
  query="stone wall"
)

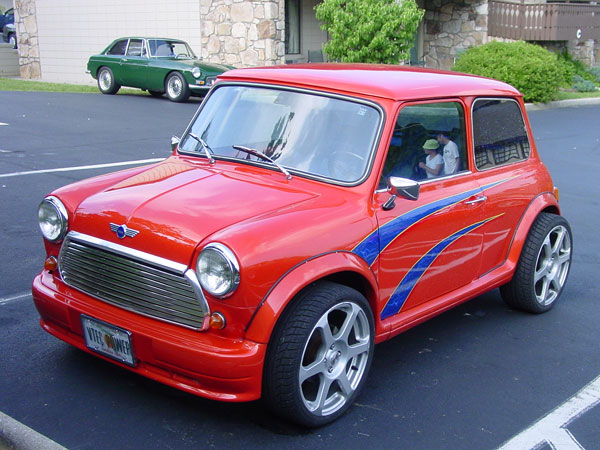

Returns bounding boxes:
[15,0,41,79]
[422,0,488,70]
[200,0,285,67]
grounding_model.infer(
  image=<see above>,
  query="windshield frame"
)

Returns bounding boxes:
[177,82,386,187]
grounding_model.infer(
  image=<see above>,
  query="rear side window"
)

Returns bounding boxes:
[107,40,128,56]
[473,99,530,170]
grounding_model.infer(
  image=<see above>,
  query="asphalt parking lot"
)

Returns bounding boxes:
[1,91,599,449]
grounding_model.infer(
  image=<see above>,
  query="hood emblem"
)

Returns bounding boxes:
[109,223,139,239]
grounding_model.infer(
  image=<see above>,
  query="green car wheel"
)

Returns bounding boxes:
[165,72,190,103]
[97,67,120,95]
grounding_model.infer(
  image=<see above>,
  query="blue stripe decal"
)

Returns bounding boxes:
[352,178,511,267]
[380,216,499,320]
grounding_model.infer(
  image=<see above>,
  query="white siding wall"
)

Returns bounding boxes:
[35,0,203,84]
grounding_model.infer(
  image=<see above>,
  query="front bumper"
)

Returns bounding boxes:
[32,270,265,402]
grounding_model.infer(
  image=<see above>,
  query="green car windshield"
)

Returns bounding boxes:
[179,85,381,184]
[148,39,196,59]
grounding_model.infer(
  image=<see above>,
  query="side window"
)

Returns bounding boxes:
[126,39,143,57]
[107,40,128,56]
[472,98,530,170]
[381,101,467,186]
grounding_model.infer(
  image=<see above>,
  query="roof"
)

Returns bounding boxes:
[218,64,521,102]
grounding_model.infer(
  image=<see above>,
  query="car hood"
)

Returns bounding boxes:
[70,157,320,266]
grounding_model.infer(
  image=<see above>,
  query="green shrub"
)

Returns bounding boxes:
[573,80,597,92]
[315,0,424,64]
[589,67,600,83]
[558,50,597,83]
[452,41,562,103]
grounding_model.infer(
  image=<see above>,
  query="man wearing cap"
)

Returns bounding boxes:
[418,139,443,179]
[438,132,460,175]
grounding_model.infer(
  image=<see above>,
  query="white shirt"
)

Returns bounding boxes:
[425,153,443,178]
[442,140,459,175]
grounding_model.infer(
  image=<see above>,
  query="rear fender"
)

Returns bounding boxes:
[244,251,379,344]
[505,192,560,268]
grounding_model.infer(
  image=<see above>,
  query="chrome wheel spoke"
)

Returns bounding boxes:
[311,375,334,414]
[300,358,327,384]
[347,339,370,359]
[337,371,354,397]
[337,304,359,343]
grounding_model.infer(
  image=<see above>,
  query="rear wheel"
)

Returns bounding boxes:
[97,67,120,95]
[501,212,572,313]
[263,281,375,427]
[165,72,190,102]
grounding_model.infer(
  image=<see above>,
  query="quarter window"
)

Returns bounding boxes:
[107,40,127,56]
[472,99,530,170]
[381,101,467,187]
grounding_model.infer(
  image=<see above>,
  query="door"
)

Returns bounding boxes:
[371,101,485,322]
[119,39,149,89]
[471,98,542,276]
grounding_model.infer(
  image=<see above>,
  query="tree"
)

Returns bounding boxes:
[315,0,424,64]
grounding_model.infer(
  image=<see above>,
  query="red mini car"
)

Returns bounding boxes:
[33,64,572,427]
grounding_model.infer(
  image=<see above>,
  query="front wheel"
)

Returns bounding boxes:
[97,66,120,95]
[501,212,572,313]
[165,72,190,102]
[263,282,375,427]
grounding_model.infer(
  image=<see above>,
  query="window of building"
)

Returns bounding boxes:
[380,101,467,186]
[472,99,530,170]
[285,0,301,54]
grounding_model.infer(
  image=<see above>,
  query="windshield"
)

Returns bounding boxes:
[148,39,195,58]
[179,85,381,183]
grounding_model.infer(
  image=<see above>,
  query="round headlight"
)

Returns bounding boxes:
[196,243,240,298]
[38,196,68,242]
[191,67,202,79]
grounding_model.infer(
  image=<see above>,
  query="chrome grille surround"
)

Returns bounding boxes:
[58,231,210,331]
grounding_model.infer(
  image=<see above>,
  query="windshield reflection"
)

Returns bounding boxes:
[179,85,381,183]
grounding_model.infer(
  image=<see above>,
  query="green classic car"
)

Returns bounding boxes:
[86,37,232,102]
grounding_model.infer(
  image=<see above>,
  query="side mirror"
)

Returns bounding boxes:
[388,176,420,201]
[171,135,180,152]
[382,177,419,210]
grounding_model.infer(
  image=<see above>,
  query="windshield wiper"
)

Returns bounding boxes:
[189,133,215,164]
[232,145,292,180]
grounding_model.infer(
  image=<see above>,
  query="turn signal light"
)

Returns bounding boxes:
[554,186,560,202]
[209,312,226,330]
[44,256,58,271]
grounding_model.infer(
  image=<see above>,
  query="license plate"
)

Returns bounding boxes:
[81,315,135,366]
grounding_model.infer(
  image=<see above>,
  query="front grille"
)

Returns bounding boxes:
[59,232,209,330]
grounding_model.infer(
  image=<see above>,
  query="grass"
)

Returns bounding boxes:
[0,77,144,95]
[554,89,600,101]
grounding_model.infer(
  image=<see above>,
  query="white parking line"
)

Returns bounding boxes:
[0,292,31,305]
[0,158,164,179]
[498,374,600,449]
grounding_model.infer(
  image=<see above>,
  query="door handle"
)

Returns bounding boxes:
[121,58,128,62]
[465,195,487,205]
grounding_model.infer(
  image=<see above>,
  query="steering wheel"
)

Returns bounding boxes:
[328,151,365,181]
[176,53,188,58]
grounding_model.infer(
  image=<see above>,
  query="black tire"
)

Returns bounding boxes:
[500,212,572,313]
[165,72,190,102]
[97,66,120,95]
[263,281,375,427]
[148,90,163,98]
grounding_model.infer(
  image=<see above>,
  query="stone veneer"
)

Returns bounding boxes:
[15,0,41,79]
[200,0,286,66]
[422,0,489,70]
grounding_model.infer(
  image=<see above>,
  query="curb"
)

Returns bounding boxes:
[526,97,600,111]
[0,412,66,450]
